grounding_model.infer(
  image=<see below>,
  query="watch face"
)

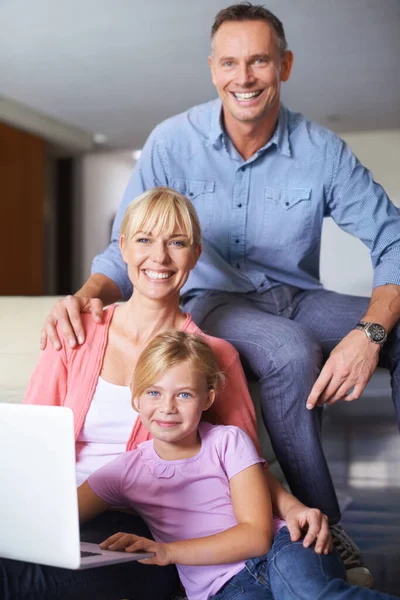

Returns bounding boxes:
[367,323,386,343]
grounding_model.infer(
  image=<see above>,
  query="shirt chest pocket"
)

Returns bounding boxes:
[263,187,312,246]
[170,178,215,232]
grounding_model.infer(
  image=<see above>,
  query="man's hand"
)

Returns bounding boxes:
[40,296,104,351]
[306,330,380,410]
[285,505,332,554]
[100,532,172,566]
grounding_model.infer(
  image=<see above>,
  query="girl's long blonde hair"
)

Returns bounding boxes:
[132,331,225,402]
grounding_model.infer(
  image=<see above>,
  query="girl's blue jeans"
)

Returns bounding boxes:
[211,527,398,600]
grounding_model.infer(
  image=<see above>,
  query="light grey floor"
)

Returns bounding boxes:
[322,373,400,597]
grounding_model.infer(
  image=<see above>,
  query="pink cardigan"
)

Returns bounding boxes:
[24,305,261,456]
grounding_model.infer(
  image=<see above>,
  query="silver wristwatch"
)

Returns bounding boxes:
[354,321,387,345]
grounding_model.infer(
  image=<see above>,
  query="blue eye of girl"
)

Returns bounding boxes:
[178,392,192,399]
[147,390,160,397]
[171,240,186,247]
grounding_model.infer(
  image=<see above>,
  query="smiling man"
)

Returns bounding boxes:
[208,14,293,160]
[42,3,400,588]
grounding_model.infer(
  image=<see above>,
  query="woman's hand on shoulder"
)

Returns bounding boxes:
[100,532,172,566]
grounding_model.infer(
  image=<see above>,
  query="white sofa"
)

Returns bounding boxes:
[0,297,63,404]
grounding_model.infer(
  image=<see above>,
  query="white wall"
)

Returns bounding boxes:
[76,129,400,295]
[320,129,400,296]
[74,151,135,289]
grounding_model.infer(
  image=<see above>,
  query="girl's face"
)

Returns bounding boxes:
[136,361,214,454]
[120,228,201,303]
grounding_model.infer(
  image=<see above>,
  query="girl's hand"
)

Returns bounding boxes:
[285,506,333,554]
[100,532,172,566]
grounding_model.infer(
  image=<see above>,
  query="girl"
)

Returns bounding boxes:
[79,331,397,600]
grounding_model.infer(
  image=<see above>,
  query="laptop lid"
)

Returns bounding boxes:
[0,403,82,569]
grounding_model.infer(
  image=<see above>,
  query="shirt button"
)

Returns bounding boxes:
[235,239,239,243]
[237,203,242,208]
[188,192,194,197]
[285,201,289,206]
[240,167,245,172]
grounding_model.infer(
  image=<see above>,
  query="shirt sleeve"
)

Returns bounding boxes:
[91,127,170,299]
[217,426,265,481]
[87,452,134,506]
[327,139,400,288]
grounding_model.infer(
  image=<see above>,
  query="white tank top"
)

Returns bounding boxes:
[75,377,138,486]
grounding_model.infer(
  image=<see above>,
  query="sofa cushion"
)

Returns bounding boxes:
[0,296,61,402]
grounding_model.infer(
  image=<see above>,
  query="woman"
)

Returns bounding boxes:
[0,188,330,600]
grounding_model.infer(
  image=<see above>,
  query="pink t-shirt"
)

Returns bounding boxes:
[88,423,282,600]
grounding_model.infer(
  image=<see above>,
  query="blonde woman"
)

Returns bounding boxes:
[0,188,329,600]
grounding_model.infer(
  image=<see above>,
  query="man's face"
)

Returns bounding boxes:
[208,20,293,125]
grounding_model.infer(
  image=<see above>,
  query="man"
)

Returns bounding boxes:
[43,3,400,587]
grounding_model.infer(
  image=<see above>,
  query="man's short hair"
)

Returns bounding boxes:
[211,2,288,55]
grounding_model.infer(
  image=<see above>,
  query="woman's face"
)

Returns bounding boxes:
[120,227,201,303]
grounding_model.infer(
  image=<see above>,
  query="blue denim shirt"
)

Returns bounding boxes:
[92,99,400,300]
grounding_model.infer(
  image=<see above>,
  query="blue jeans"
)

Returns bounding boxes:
[0,511,180,600]
[211,527,398,599]
[182,286,400,522]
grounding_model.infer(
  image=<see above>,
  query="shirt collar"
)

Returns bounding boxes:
[206,99,291,158]
[206,98,225,147]
[273,104,291,157]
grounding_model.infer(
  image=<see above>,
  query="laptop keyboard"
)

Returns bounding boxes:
[81,550,101,558]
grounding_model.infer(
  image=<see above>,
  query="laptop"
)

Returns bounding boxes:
[0,403,153,569]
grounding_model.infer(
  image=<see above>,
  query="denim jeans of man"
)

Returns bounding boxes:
[210,527,398,600]
[182,286,400,523]
[0,511,180,600]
